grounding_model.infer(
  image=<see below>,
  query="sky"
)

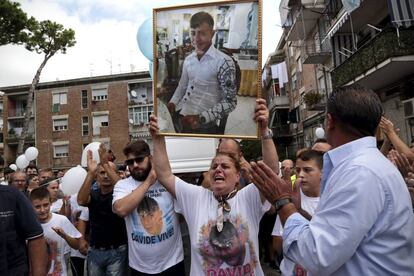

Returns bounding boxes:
[0,0,282,87]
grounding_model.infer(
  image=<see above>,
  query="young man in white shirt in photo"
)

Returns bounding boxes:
[167,11,237,134]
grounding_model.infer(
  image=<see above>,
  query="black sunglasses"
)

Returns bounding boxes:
[125,156,147,166]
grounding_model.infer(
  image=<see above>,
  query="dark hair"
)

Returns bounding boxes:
[117,164,126,171]
[123,140,150,158]
[296,149,324,170]
[190,12,214,29]
[212,152,241,172]
[327,85,382,137]
[314,138,328,144]
[209,221,239,247]
[137,196,159,214]
[30,187,50,201]
[26,163,39,173]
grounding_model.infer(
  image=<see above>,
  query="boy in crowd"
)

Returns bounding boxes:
[30,187,82,276]
[272,149,323,275]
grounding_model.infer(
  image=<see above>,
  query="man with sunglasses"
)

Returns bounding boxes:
[77,149,128,275]
[112,140,184,276]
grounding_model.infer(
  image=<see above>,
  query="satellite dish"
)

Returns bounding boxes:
[129,119,134,124]
[130,90,137,97]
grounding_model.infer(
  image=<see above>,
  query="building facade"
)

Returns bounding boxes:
[270,0,414,155]
[1,71,152,170]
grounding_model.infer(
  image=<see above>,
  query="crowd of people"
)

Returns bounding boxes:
[1,84,414,276]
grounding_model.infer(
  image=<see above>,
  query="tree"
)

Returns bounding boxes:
[0,0,35,45]
[17,20,76,154]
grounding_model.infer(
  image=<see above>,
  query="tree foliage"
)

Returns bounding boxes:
[0,0,77,154]
[0,0,35,45]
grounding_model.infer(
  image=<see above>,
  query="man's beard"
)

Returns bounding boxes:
[130,162,152,181]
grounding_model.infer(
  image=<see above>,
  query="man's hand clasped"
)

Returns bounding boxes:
[250,161,293,204]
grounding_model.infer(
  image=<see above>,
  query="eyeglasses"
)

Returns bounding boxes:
[125,156,147,166]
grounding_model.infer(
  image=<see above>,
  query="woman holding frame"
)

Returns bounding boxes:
[149,98,279,275]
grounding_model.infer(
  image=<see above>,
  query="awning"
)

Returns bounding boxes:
[322,11,349,43]
[388,0,414,28]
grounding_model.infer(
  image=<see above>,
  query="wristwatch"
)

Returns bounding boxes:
[261,128,273,140]
[275,197,293,212]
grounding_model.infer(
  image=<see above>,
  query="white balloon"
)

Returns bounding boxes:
[16,155,30,169]
[9,164,17,171]
[315,127,325,139]
[25,147,39,161]
[60,165,87,195]
[81,142,101,167]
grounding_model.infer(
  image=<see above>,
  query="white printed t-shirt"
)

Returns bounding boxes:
[113,176,183,273]
[41,213,82,276]
[174,178,271,276]
[271,191,320,276]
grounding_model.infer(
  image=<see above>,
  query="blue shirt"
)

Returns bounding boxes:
[283,136,414,275]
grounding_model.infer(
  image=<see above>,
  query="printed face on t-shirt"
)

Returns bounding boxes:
[137,196,164,235]
[139,208,163,236]
[32,197,52,223]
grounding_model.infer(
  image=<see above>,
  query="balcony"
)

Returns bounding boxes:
[284,0,326,41]
[303,36,331,64]
[332,29,414,89]
[303,89,327,111]
[7,132,35,144]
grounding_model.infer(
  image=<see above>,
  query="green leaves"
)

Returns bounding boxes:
[1,0,76,57]
[0,0,35,45]
[25,20,76,56]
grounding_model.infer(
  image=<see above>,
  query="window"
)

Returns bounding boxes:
[54,144,68,158]
[128,106,153,125]
[92,88,108,101]
[53,117,68,131]
[52,91,67,105]
[81,90,88,109]
[92,113,109,135]
[82,116,89,136]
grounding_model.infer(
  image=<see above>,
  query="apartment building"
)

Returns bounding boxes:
[1,71,152,169]
[327,0,414,143]
[270,0,414,154]
[270,0,332,153]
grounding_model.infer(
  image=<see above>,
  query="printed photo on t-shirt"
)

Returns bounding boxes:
[45,239,62,276]
[198,215,259,276]
[130,187,175,245]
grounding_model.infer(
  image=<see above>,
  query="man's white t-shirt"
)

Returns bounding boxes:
[113,176,183,273]
[69,194,88,259]
[174,178,271,276]
[272,191,320,276]
[42,213,82,276]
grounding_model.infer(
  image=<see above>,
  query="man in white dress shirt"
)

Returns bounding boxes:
[167,11,237,134]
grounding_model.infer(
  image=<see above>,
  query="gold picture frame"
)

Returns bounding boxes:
[153,0,262,139]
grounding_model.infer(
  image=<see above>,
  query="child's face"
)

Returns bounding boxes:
[295,159,321,197]
[32,198,51,223]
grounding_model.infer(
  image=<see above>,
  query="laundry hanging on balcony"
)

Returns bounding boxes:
[388,0,414,28]
[270,61,288,89]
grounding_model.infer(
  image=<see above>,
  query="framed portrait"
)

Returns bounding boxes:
[153,0,262,139]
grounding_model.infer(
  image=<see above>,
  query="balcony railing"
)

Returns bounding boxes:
[303,36,332,64]
[303,89,328,111]
[332,28,414,88]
